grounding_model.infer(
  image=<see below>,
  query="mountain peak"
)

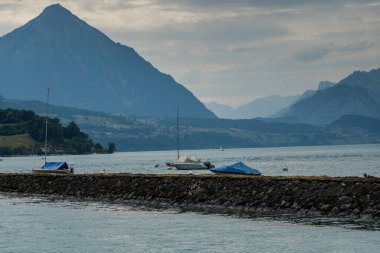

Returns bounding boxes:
[37,3,79,25]
[16,2,109,44]
[0,4,216,118]
[41,3,71,15]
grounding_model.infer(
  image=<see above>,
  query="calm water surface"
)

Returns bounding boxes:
[1,144,380,252]
[0,144,379,176]
[0,193,379,253]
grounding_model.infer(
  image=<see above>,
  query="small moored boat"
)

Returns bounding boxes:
[166,156,214,170]
[166,108,214,170]
[33,162,73,174]
[32,88,73,174]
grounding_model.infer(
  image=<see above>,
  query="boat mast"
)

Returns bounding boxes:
[176,107,180,159]
[44,87,50,164]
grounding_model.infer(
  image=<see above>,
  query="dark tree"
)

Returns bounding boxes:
[63,121,88,139]
[107,142,116,153]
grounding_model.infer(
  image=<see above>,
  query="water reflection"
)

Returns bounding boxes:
[2,192,379,231]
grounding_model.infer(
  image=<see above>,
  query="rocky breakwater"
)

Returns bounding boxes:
[0,173,379,217]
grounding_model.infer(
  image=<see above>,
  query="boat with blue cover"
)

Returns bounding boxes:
[209,162,261,175]
[32,88,74,174]
[33,162,73,174]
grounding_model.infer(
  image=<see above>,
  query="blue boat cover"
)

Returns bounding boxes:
[210,162,261,175]
[41,162,68,170]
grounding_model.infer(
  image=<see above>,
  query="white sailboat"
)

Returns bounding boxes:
[32,88,73,174]
[166,108,214,170]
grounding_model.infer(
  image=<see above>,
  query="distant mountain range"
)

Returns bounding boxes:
[1,94,379,151]
[206,81,336,119]
[206,95,300,119]
[206,67,380,126]
[0,4,215,118]
[277,68,380,125]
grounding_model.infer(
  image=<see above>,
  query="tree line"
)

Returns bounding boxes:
[0,108,115,155]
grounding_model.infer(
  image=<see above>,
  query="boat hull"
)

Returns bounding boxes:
[210,171,259,176]
[32,168,73,174]
[172,162,208,170]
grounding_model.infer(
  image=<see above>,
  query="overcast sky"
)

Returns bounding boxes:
[1,0,379,107]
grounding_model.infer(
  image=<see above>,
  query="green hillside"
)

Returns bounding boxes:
[0,108,114,156]
[0,134,36,147]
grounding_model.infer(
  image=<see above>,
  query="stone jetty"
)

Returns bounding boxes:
[0,173,379,217]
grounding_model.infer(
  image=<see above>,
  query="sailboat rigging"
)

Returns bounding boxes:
[166,107,214,170]
[32,88,73,174]
[176,107,180,159]
[44,87,49,164]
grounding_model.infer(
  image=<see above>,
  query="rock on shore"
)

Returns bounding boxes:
[0,173,379,217]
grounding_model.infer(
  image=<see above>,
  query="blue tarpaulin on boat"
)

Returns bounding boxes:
[41,162,68,170]
[210,162,261,175]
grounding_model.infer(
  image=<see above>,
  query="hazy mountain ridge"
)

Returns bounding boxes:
[317,81,335,91]
[205,102,235,118]
[276,68,380,125]
[337,68,380,103]
[0,4,215,118]
[206,80,336,120]
[206,94,300,119]
[330,114,380,133]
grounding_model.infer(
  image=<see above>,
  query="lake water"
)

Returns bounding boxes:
[1,144,380,252]
[0,144,379,177]
[0,193,379,253]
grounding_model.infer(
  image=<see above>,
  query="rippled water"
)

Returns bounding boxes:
[0,193,380,253]
[0,144,379,176]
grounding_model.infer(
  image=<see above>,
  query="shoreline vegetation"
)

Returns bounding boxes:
[0,173,379,218]
[0,108,115,156]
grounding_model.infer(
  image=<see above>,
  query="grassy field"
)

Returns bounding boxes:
[0,134,36,148]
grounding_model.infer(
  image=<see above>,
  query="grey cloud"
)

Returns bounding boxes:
[294,41,375,62]
[72,0,150,12]
[139,49,171,57]
[150,0,379,10]
[294,44,334,62]
[179,69,202,85]
[0,0,27,12]
[336,41,374,52]
[124,15,289,46]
